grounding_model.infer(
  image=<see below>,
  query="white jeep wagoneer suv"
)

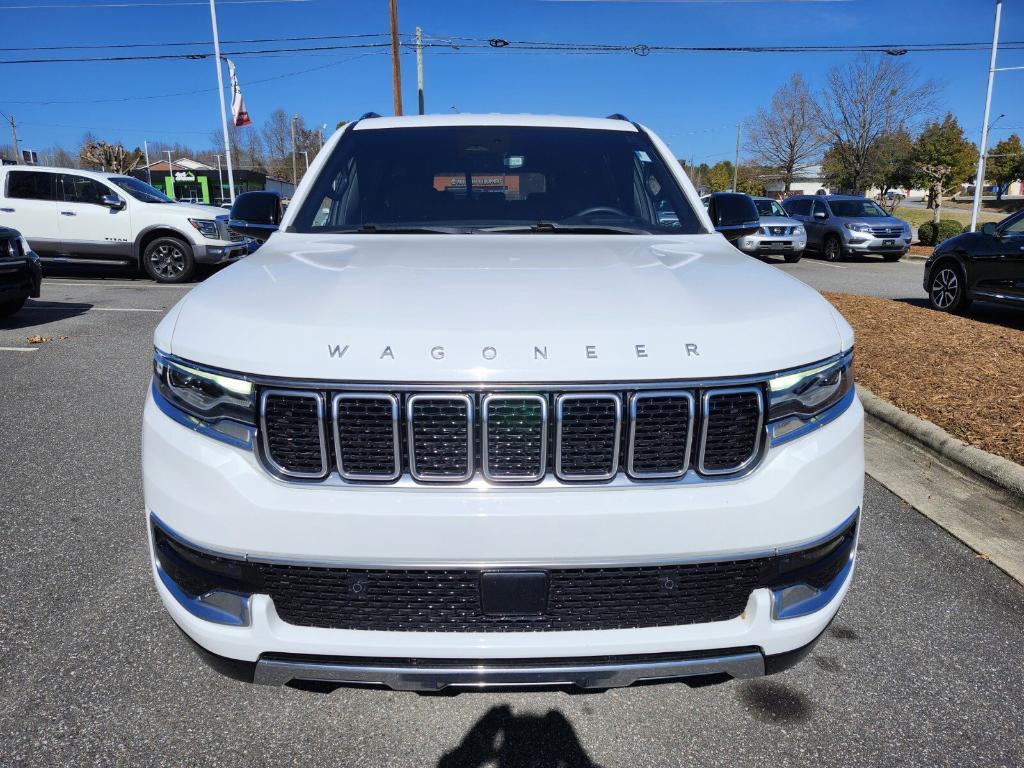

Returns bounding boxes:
[143,113,863,692]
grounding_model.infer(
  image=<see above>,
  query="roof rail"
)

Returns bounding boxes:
[606,113,630,121]
[359,111,382,120]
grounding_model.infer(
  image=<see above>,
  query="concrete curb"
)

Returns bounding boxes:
[858,386,1024,500]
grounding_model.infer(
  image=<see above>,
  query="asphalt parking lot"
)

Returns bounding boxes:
[1,268,1022,767]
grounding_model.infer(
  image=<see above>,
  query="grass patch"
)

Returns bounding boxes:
[824,292,1024,466]
[894,206,1002,229]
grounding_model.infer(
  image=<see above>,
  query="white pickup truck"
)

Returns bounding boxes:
[143,113,863,692]
[0,165,247,282]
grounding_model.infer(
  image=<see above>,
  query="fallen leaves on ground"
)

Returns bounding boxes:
[824,292,1024,467]
[26,335,52,344]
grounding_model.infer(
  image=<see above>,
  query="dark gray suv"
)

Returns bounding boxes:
[782,195,911,262]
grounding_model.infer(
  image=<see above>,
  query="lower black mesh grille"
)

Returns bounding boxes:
[333,396,399,479]
[484,396,546,479]
[262,393,326,476]
[255,558,770,632]
[409,396,472,479]
[630,394,692,476]
[557,396,620,478]
[701,390,762,472]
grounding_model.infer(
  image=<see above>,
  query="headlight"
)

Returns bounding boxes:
[153,350,255,426]
[792,225,805,236]
[843,222,871,233]
[767,353,854,439]
[188,218,221,239]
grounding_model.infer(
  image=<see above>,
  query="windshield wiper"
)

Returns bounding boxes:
[330,223,463,234]
[476,221,647,235]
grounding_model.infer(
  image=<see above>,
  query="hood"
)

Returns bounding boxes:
[160,234,846,382]
[856,216,907,228]
[162,201,224,218]
[757,216,800,227]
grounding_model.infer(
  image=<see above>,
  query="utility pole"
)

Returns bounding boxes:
[732,123,741,192]
[416,26,425,115]
[302,151,309,173]
[0,111,19,163]
[291,114,299,186]
[389,0,403,115]
[165,151,174,199]
[971,0,1002,232]
[143,140,152,185]
[209,0,236,202]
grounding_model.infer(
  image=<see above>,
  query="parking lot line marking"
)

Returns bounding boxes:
[22,305,163,313]
[92,307,164,313]
[809,261,848,269]
[45,281,190,289]
[0,346,39,353]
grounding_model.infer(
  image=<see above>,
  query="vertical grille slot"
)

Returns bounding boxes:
[332,394,401,481]
[482,394,548,482]
[627,391,694,479]
[407,394,474,482]
[555,394,622,481]
[260,390,328,479]
[699,388,763,475]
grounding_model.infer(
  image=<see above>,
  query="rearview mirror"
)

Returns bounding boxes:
[228,191,283,242]
[706,192,760,242]
[981,222,998,237]
[102,194,126,211]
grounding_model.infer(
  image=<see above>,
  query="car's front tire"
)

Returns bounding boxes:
[928,261,971,314]
[0,296,26,318]
[142,237,195,283]
[822,235,843,262]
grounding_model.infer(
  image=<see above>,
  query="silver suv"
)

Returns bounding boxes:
[782,194,911,262]
[739,197,806,263]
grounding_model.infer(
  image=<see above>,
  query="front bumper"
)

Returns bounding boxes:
[143,387,863,686]
[194,242,248,265]
[736,234,807,255]
[844,235,911,254]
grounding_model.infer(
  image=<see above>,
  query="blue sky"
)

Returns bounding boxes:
[2,0,1022,163]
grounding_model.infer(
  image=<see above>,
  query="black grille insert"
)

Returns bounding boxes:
[700,389,763,474]
[628,392,693,477]
[332,394,400,480]
[483,395,547,481]
[407,395,473,481]
[261,391,327,477]
[556,395,621,480]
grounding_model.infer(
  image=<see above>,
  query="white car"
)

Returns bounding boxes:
[0,165,247,282]
[143,113,863,692]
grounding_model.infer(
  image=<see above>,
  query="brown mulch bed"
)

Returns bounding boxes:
[908,245,933,258]
[823,292,1024,466]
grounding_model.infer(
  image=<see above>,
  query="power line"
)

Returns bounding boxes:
[0,32,391,52]
[0,0,311,8]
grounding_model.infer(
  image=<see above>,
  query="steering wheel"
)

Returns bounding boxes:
[573,205,630,219]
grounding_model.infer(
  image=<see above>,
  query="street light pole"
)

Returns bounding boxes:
[215,154,223,204]
[389,0,403,115]
[209,0,236,202]
[732,123,741,192]
[416,26,425,115]
[291,114,298,186]
[971,0,1002,232]
[143,140,152,185]
[165,151,174,199]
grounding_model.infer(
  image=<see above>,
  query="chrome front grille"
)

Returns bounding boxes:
[869,225,902,237]
[257,384,766,485]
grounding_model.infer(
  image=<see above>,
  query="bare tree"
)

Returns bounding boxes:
[815,55,938,194]
[79,138,143,173]
[744,74,822,193]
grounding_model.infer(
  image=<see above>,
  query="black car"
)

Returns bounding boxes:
[0,226,42,318]
[924,208,1024,313]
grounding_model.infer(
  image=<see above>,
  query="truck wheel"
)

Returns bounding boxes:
[928,262,971,314]
[0,296,27,318]
[142,237,195,283]
[822,235,842,262]
[783,252,802,263]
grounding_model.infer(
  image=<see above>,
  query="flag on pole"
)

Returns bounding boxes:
[227,59,251,127]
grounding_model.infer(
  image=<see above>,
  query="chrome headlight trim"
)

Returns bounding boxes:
[766,350,854,446]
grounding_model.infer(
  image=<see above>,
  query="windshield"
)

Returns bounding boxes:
[292,125,702,234]
[109,176,173,203]
[754,199,787,217]
[828,199,888,218]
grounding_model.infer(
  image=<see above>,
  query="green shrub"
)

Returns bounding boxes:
[935,220,965,244]
[917,221,937,245]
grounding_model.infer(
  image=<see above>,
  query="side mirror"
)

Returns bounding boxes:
[706,192,760,242]
[981,222,998,237]
[102,194,126,211]
[813,210,827,220]
[228,191,283,242]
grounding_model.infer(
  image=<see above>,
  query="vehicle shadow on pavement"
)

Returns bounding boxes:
[894,298,1024,332]
[437,705,602,768]
[0,300,92,330]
